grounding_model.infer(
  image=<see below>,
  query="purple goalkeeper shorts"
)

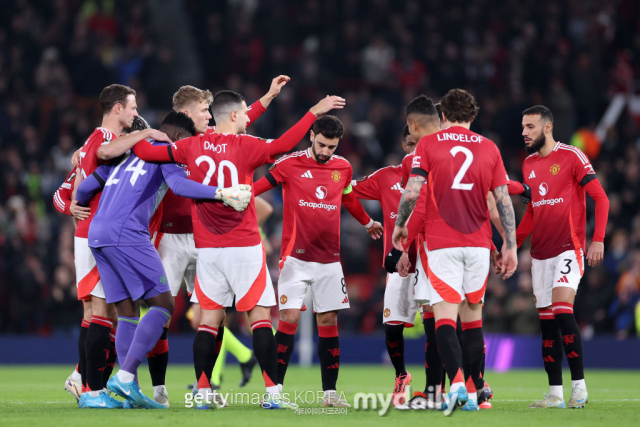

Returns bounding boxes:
[90,243,171,304]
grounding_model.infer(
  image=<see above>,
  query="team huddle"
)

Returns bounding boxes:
[53,77,609,415]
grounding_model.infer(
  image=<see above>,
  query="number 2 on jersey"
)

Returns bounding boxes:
[450,146,474,191]
[195,155,239,188]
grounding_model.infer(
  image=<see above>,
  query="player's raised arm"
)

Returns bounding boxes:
[97,129,171,161]
[255,75,290,111]
[266,95,346,158]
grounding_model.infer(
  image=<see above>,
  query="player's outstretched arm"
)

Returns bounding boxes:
[97,129,171,161]
[75,166,110,207]
[267,95,346,158]
[493,184,518,279]
[253,175,277,197]
[392,175,425,251]
[584,179,610,267]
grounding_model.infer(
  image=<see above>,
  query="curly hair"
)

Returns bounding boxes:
[312,115,344,139]
[439,89,479,123]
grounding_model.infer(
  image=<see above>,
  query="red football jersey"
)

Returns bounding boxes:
[411,126,508,250]
[75,127,115,238]
[401,152,414,189]
[171,132,275,248]
[352,165,417,272]
[54,169,77,216]
[523,142,597,260]
[268,149,353,264]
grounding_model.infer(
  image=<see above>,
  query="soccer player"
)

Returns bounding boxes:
[146,78,287,405]
[252,115,383,407]
[75,111,252,409]
[508,106,609,409]
[351,125,421,404]
[392,90,517,415]
[132,90,346,409]
[71,84,173,403]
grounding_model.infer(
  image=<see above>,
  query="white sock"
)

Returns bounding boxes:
[449,382,464,394]
[468,391,478,402]
[571,379,586,390]
[70,370,81,383]
[116,370,135,384]
[266,385,280,396]
[87,390,104,397]
[550,385,563,399]
[153,385,167,397]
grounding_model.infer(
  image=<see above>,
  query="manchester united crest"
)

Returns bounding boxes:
[383,308,391,318]
[280,295,288,305]
[331,170,341,183]
[550,163,561,175]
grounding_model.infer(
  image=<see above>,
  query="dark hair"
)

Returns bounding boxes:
[405,95,438,119]
[439,89,479,123]
[435,103,442,120]
[211,90,245,120]
[312,115,344,139]
[129,116,150,132]
[522,105,554,124]
[403,125,410,138]
[99,84,136,114]
[161,111,197,136]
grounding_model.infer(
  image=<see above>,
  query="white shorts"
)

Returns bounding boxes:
[426,247,490,305]
[156,233,197,297]
[74,236,105,300]
[414,241,432,305]
[278,256,349,313]
[383,272,419,325]
[531,249,584,308]
[194,243,275,311]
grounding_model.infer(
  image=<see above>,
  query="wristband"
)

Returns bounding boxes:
[364,218,374,229]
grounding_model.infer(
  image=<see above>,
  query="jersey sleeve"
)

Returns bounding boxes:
[490,147,509,190]
[401,155,412,188]
[53,169,77,215]
[410,138,429,177]
[239,135,276,169]
[351,173,380,200]
[247,100,267,127]
[342,166,354,194]
[161,163,219,200]
[570,148,597,186]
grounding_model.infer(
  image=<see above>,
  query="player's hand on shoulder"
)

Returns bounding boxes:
[500,246,518,280]
[147,129,172,143]
[310,95,346,116]
[70,200,91,220]
[586,241,604,267]
[392,225,408,251]
[366,221,383,239]
[215,185,252,212]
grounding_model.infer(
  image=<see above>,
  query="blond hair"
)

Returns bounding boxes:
[172,85,213,110]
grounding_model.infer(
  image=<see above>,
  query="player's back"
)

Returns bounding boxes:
[89,145,170,247]
[172,132,275,248]
[75,127,115,238]
[413,126,507,250]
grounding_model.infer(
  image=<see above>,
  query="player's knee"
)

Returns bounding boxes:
[279,309,300,324]
[316,311,338,327]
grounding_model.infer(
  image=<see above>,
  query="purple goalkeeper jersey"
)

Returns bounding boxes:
[76,142,219,247]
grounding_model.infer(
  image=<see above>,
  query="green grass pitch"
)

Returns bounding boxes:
[1,365,638,426]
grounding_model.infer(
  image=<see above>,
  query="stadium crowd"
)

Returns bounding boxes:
[0,0,639,339]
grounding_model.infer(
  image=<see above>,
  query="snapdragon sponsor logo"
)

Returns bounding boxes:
[299,199,338,211]
[532,197,564,207]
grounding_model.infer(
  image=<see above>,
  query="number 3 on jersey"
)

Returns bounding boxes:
[105,153,148,187]
[450,146,474,191]
[195,155,239,188]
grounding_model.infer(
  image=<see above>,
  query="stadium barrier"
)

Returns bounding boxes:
[1,334,638,369]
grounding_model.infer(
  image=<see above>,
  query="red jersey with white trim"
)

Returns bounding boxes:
[523,142,597,260]
[170,132,275,248]
[411,126,508,250]
[75,127,115,238]
[401,152,414,189]
[161,100,269,234]
[54,169,77,215]
[352,165,417,272]
[268,149,353,263]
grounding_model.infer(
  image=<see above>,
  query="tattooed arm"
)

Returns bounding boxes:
[392,175,426,250]
[493,184,518,279]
